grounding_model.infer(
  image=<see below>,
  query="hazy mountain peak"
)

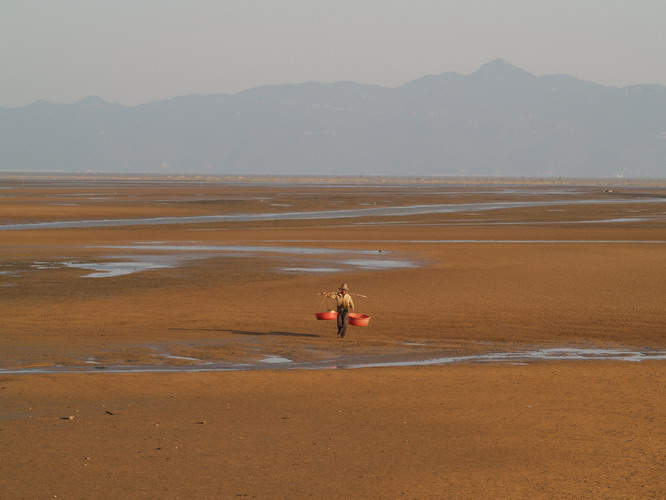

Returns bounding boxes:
[74,95,110,106]
[473,58,536,80]
[401,71,464,90]
[2,60,664,178]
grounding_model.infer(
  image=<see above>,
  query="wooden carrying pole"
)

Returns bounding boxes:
[315,292,367,298]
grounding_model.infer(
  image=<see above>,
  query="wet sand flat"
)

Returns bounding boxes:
[1,176,666,497]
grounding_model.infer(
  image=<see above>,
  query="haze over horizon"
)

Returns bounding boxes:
[2,0,666,108]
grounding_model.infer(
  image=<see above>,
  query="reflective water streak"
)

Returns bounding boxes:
[282,267,342,273]
[92,244,380,255]
[343,348,666,369]
[2,197,664,230]
[1,348,664,374]
[265,239,666,244]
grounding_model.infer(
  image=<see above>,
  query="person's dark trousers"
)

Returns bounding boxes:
[337,306,348,337]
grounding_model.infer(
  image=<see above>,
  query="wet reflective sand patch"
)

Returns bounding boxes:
[342,258,419,269]
[81,242,419,277]
[260,356,293,364]
[158,354,204,362]
[282,267,342,273]
[63,259,175,278]
[42,243,419,277]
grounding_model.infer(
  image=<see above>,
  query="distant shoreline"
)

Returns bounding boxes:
[1,171,665,187]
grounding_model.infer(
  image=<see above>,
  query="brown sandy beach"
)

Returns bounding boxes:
[1,176,665,498]
[3,364,666,499]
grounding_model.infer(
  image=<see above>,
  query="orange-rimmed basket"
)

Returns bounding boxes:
[315,311,338,321]
[348,313,371,327]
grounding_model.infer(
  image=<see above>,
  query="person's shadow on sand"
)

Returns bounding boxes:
[168,327,319,338]
[230,330,320,338]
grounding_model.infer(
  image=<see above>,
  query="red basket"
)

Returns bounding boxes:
[315,311,338,320]
[348,313,371,327]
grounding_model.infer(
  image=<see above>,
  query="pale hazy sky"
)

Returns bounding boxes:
[2,0,665,107]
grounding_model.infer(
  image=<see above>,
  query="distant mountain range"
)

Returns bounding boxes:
[1,59,665,178]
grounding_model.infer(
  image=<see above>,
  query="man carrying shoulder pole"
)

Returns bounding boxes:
[320,283,355,338]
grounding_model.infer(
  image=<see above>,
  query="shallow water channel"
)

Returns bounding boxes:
[2,197,664,231]
[2,347,665,375]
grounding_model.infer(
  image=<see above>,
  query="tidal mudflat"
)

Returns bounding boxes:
[1,175,665,498]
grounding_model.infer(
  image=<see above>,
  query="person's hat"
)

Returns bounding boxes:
[339,283,349,291]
